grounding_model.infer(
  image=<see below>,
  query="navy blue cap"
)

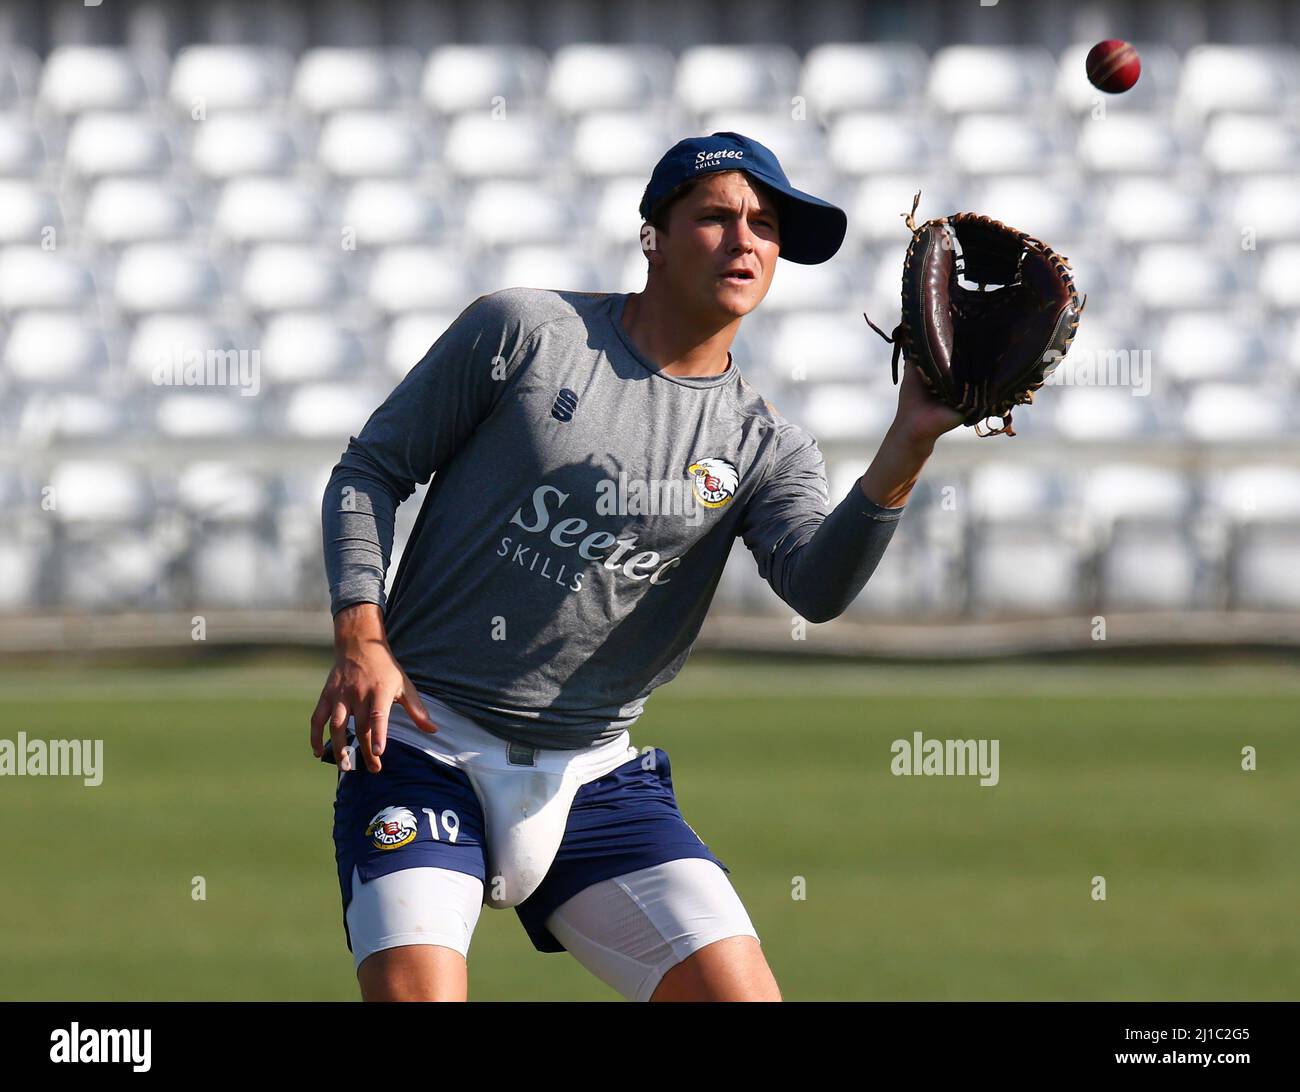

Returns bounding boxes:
[638,131,847,265]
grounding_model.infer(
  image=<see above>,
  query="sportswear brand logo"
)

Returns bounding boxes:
[503,484,685,589]
[551,388,579,421]
[695,149,744,169]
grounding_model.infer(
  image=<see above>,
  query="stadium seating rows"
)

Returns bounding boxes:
[1,41,1297,613]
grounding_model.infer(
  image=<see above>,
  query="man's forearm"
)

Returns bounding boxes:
[857,424,936,509]
[770,424,933,623]
[775,480,906,624]
[322,461,401,617]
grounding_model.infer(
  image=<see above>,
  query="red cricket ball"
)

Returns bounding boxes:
[1086,39,1141,94]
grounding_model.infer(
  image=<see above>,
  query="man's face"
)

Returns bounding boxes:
[657,171,780,319]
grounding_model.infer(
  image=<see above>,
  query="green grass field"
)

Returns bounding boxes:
[1,653,1297,1000]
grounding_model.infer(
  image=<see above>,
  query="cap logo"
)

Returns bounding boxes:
[694,149,745,169]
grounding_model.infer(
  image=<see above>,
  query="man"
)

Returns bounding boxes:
[312,131,962,1002]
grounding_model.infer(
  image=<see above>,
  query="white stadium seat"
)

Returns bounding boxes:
[384,311,459,377]
[0,113,46,174]
[462,182,575,248]
[1232,526,1300,608]
[493,246,600,294]
[827,461,870,507]
[675,46,799,115]
[618,245,651,293]
[969,463,1063,522]
[713,539,759,612]
[758,259,855,313]
[1177,46,1299,119]
[571,112,675,178]
[2,46,40,100]
[239,246,346,313]
[49,460,152,523]
[1285,318,1300,374]
[176,462,270,521]
[1100,526,1200,610]
[848,532,951,618]
[827,112,934,175]
[126,314,238,386]
[0,539,42,609]
[114,244,220,313]
[0,179,60,243]
[1202,115,1300,174]
[169,45,291,112]
[800,382,895,441]
[698,110,829,170]
[259,312,364,384]
[367,245,476,313]
[1055,42,1180,115]
[1059,312,1137,372]
[1259,245,1300,309]
[3,311,107,385]
[848,176,954,244]
[1080,464,1193,525]
[292,48,406,114]
[801,43,929,119]
[1130,245,1236,310]
[949,114,1057,175]
[422,45,549,115]
[1183,383,1290,440]
[1102,178,1210,243]
[1052,386,1161,440]
[18,392,129,441]
[1157,312,1265,383]
[211,178,322,245]
[442,112,556,179]
[63,111,170,178]
[338,180,444,246]
[971,177,1089,241]
[1077,114,1180,174]
[864,252,909,325]
[82,178,192,245]
[970,530,1082,613]
[1229,176,1300,242]
[1058,249,1106,305]
[39,46,150,115]
[154,391,260,437]
[190,113,298,178]
[770,313,882,385]
[1206,465,1300,523]
[276,462,336,520]
[282,382,388,439]
[190,530,297,607]
[928,46,1055,115]
[547,44,675,115]
[0,247,96,311]
[316,111,428,179]
[59,533,163,608]
[593,177,650,247]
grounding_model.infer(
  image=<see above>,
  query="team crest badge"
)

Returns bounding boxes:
[366,806,419,851]
[687,458,739,509]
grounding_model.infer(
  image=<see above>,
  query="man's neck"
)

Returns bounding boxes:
[619,289,737,378]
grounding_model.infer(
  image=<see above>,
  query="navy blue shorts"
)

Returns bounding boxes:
[332,739,730,953]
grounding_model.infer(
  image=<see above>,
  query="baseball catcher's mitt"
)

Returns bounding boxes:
[864,193,1085,437]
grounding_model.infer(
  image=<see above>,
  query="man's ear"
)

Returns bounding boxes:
[640,222,667,270]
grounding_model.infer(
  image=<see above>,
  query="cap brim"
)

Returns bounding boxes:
[769,185,847,265]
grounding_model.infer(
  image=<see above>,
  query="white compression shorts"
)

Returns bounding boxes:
[345,856,759,1002]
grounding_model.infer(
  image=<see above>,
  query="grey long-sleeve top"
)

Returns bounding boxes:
[322,288,905,749]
